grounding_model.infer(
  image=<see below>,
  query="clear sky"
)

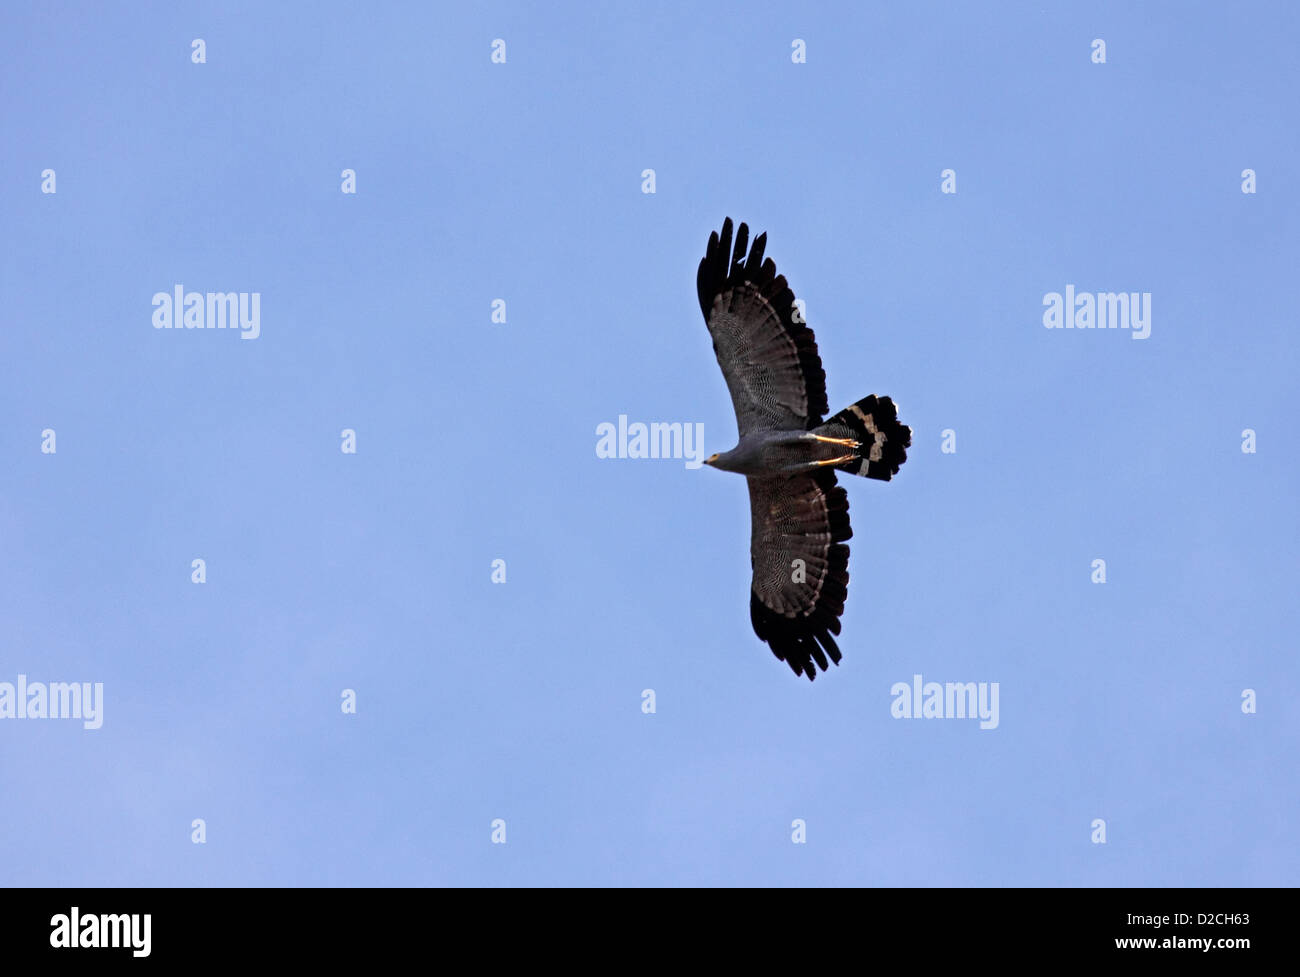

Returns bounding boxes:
[2,1,1296,887]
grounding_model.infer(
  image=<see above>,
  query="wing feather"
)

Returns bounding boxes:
[697,218,829,436]
[746,469,852,681]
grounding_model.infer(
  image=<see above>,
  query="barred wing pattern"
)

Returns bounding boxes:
[745,469,851,680]
[697,217,828,436]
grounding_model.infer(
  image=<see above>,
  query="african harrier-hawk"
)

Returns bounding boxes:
[698,218,911,681]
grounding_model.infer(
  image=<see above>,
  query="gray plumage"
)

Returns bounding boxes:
[697,218,911,680]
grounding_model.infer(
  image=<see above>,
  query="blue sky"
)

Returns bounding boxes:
[2,1,1296,886]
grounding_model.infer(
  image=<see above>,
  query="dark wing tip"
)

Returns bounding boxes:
[749,520,851,683]
[696,218,830,423]
[732,221,749,266]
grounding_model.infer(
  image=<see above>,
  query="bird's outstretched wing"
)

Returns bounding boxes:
[746,468,852,681]
[697,217,828,436]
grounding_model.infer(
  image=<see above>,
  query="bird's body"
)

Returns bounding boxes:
[697,218,911,681]
[706,430,859,476]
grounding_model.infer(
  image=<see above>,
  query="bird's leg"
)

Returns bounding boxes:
[803,433,860,448]
[805,454,858,469]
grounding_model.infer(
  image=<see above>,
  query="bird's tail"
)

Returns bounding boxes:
[815,395,911,481]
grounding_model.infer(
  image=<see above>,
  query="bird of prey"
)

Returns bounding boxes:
[698,218,911,681]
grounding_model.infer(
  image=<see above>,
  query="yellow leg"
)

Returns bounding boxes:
[809,454,858,468]
[809,434,860,448]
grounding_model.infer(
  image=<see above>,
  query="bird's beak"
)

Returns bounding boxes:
[704,454,718,466]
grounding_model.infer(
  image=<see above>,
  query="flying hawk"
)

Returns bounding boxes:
[698,218,911,681]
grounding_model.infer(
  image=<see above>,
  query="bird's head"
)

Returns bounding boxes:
[703,453,720,467]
